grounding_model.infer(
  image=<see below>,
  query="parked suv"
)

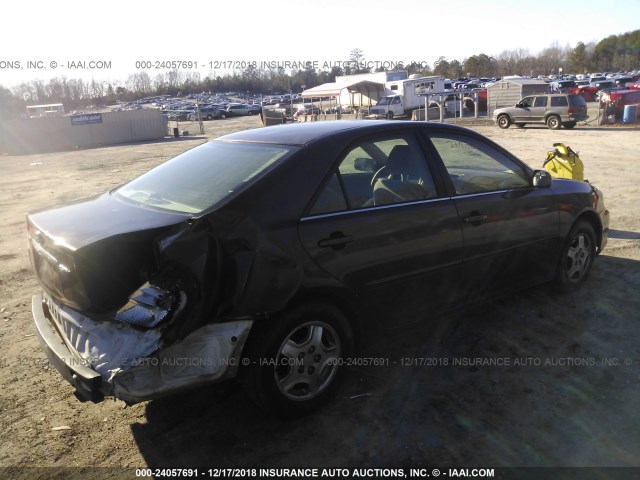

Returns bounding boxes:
[225,104,260,116]
[494,93,588,130]
[188,105,223,121]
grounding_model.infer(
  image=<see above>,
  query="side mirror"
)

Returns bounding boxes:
[532,170,552,188]
[515,102,524,108]
[354,157,377,172]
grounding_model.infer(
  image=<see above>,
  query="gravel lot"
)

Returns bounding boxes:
[1,114,639,477]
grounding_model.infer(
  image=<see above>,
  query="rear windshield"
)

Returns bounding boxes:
[113,141,299,214]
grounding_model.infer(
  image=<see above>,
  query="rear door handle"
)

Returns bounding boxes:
[318,232,353,250]
[464,213,487,225]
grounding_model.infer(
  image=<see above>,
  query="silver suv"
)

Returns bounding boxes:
[494,93,588,130]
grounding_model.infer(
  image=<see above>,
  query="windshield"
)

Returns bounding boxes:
[113,141,299,214]
[377,97,391,106]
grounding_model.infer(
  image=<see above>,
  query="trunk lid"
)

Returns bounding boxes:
[27,193,190,314]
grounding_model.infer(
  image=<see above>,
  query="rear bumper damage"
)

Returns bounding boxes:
[32,293,253,404]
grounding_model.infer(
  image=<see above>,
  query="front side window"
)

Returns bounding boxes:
[429,134,530,195]
[308,135,437,215]
[520,97,534,108]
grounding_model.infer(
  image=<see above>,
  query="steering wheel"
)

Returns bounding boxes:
[370,166,389,186]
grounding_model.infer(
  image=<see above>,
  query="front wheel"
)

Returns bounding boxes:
[547,115,561,130]
[553,220,596,291]
[386,112,394,120]
[497,114,511,129]
[240,302,354,416]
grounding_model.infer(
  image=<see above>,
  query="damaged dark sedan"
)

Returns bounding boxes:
[29,121,609,415]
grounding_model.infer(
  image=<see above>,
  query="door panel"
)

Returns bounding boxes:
[513,96,534,122]
[451,189,559,298]
[427,132,560,299]
[299,132,464,325]
[299,200,464,323]
[530,95,549,122]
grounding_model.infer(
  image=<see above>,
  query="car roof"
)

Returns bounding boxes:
[216,120,470,146]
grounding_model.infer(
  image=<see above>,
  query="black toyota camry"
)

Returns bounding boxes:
[28,121,609,415]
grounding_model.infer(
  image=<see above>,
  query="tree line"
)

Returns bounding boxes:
[1,30,638,119]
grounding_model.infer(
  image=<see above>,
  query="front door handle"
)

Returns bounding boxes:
[318,232,353,250]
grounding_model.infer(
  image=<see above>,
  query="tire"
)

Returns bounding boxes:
[240,302,354,416]
[515,123,526,128]
[563,121,576,129]
[206,114,213,120]
[546,115,561,130]
[553,220,596,291]
[386,112,394,120]
[497,114,511,129]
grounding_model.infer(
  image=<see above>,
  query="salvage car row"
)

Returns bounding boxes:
[161,103,261,121]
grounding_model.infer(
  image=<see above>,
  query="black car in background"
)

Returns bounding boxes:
[28,121,609,415]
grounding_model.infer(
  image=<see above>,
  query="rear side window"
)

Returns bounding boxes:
[568,95,587,107]
[551,97,569,107]
[308,173,347,216]
[534,97,548,107]
[550,96,569,107]
[308,134,438,215]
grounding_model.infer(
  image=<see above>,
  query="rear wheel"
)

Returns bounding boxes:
[241,302,354,416]
[497,114,511,129]
[546,115,561,130]
[515,123,526,128]
[553,220,596,291]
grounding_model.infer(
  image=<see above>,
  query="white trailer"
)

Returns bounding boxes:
[368,76,447,119]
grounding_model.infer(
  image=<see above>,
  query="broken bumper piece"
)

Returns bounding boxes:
[32,293,253,404]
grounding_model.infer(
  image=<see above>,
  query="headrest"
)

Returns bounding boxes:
[386,145,412,174]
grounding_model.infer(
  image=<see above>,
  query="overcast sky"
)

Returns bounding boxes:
[2,0,638,87]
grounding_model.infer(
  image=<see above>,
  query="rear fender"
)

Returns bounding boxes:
[156,221,224,341]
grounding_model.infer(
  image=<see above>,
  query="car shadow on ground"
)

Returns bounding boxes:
[609,229,640,240]
[131,254,640,468]
[505,125,639,131]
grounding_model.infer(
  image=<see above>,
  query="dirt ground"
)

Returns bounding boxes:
[1,114,639,478]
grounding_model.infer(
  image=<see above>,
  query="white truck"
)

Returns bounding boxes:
[368,75,448,119]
